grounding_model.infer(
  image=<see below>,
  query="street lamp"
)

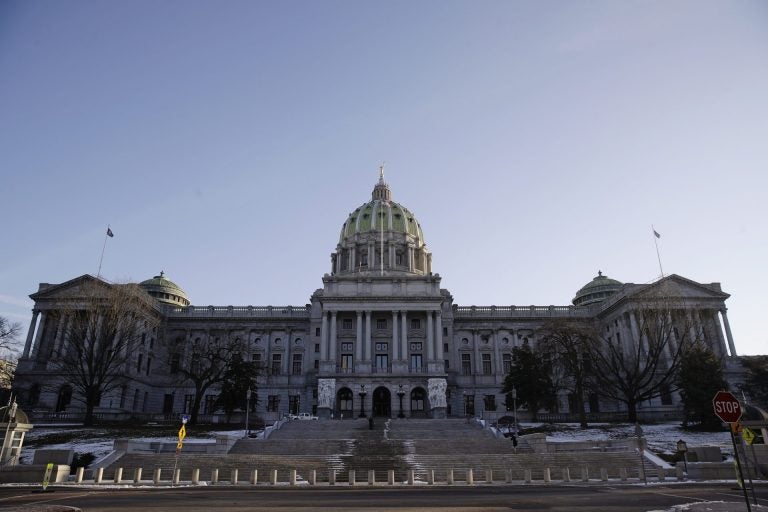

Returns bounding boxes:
[397,385,405,418]
[511,386,518,435]
[676,439,688,474]
[244,388,252,439]
[359,384,367,418]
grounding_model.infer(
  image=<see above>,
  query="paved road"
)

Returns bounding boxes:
[0,483,765,511]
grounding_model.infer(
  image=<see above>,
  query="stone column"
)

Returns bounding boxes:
[392,311,399,361]
[52,313,67,357]
[283,330,291,375]
[355,311,363,369]
[426,311,435,361]
[350,245,356,272]
[492,329,501,378]
[330,311,338,364]
[369,242,375,270]
[22,310,40,358]
[31,310,48,358]
[629,311,641,350]
[321,312,329,360]
[400,310,408,362]
[365,311,372,363]
[473,330,482,374]
[435,312,444,361]
[720,309,737,356]
[711,310,728,358]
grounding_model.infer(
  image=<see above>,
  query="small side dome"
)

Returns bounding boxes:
[572,271,622,306]
[139,271,190,307]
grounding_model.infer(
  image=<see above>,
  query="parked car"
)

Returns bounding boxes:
[296,412,318,421]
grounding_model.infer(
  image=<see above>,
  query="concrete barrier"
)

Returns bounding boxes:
[133,468,142,484]
[329,470,336,486]
[75,467,84,484]
[114,467,122,484]
[153,468,162,485]
[408,469,415,485]
[524,469,531,484]
[231,469,239,485]
[427,469,434,485]
[543,467,551,483]
[368,470,375,485]
[270,469,277,485]
[600,468,608,481]
[581,466,589,482]
[95,467,104,484]
[447,469,454,485]
[192,468,200,485]
[249,469,257,485]
[290,469,296,486]
[562,467,570,482]
[466,468,473,485]
[388,469,394,485]
[485,469,492,483]
[309,469,316,486]
[349,470,355,486]
[173,469,180,485]
[210,468,218,484]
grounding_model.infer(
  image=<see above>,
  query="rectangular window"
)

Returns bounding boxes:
[253,353,262,368]
[342,318,353,330]
[444,359,449,369]
[315,343,320,353]
[341,342,353,351]
[267,395,280,412]
[204,395,217,415]
[443,327,448,336]
[410,319,421,329]
[314,359,319,369]
[482,353,492,375]
[616,332,621,344]
[341,354,353,371]
[136,354,143,373]
[292,354,303,374]
[461,354,472,376]
[288,395,300,415]
[375,342,388,351]
[409,342,422,351]
[146,357,152,376]
[484,394,497,411]
[315,327,321,336]
[502,353,512,374]
[443,343,449,353]
[271,354,282,375]
[376,319,387,330]
[410,353,422,372]
[183,394,193,414]
[375,354,389,371]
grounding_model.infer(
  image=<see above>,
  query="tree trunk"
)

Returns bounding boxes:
[190,392,203,425]
[626,401,638,423]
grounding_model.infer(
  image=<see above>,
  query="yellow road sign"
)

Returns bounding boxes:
[178,424,186,442]
[742,427,756,446]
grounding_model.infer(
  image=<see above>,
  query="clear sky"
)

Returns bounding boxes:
[1,1,767,355]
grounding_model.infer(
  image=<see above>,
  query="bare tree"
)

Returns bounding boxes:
[539,319,596,428]
[585,302,699,423]
[0,317,21,389]
[52,281,154,426]
[168,334,248,425]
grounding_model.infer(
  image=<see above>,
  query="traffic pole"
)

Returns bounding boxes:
[729,425,752,512]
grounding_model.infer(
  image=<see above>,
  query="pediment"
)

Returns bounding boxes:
[29,274,111,302]
[627,274,729,302]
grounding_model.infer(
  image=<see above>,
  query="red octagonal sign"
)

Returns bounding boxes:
[712,390,742,423]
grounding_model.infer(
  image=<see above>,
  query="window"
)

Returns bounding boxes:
[410,353,422,372]
[484,394,497,411]
[253,353,262,368]
[339,388,353,413]
[375,354,389,371]
[411,388,425,411]
[375,342,388,351]
[482,353,492,375]
[136,354,143,373]
[183,394,193,414]
[314,359,319,369]
[341,342,353,351]
[410,319,421,329]
[443,327,448,336]
[342,318,353,330]
[502,353,512,374]
[341,354,353,371]
[616,332,621,344]
[133,389,141,411]
[376,319,387,330]
[396,253,403,265]
[204,395,217,414]
[267,395,280,412]
[444,359,449,369]
[292,354,303,374]
[288,395,300,415]
[163,394,174,414]
[315,327,321,336]
[461,354,472,375]
[410,342,422,351]
[315,343,320,353]
[146,357,152,376]
[444,343,449,353]
[271,354,282,375]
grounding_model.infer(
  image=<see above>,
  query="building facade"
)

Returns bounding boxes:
[12,173,741,422]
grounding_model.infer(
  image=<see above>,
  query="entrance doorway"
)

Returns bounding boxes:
[372,386,391,417]
[337,387,353,418]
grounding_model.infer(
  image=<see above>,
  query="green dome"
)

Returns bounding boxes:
[338,172,425,246]
[572,271,623,306]
[139,271,190,307]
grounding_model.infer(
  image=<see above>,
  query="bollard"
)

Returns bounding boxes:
[562,467,570,483]
[349,470,356,486]
[270,469,277,486]
[114,467,123,484]
[134,468,142,485]
[620,468,627,482]
[447,469,454,485]
[329,470,336,486]
[600,468,608,481]
[387,469,394,486]
[95,467,104,484]
[505,468,512,484]
[290,469,296,486]
[581,466,589,482]
[485,469,492,484]
[408,470,415,485]
[657,467,665,482]
[467,468,474,485]
[231,468,239,485]
[524,469,532,484]
[250,469,258,485]
[676,465,684,481]
[309,469,316,486]
[211,468,219,485]
[75,467,84,484]
[543,467,551,484]
[192,468,200,485]
[427,469,434,485]
[153,468,162,485]
[368,470,375,485]
[173,468,180,485]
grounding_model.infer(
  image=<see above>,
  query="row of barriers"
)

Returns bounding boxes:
[75,465,682,486]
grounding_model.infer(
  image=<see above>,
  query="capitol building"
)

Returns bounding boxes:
[13,173,741,422]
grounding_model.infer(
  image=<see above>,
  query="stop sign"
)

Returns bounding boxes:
[712,390,742,423]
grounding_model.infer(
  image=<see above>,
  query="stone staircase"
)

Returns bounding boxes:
[101,418,648,484]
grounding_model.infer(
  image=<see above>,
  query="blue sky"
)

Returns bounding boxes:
[1,1,767,355]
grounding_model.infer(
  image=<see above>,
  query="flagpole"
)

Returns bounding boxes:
[652,225,664,278]
[96,225,110,279]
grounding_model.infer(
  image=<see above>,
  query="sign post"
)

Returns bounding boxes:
[712,391,751,512]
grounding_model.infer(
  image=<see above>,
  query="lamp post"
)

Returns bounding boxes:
[359,384,367,418]
[511,387,518,434]
[244,388,252,439]
[397,385,405,418]
[676,439,688,474]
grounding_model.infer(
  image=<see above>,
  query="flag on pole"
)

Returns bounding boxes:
[653,229,660,239]
[107,227,114,238]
